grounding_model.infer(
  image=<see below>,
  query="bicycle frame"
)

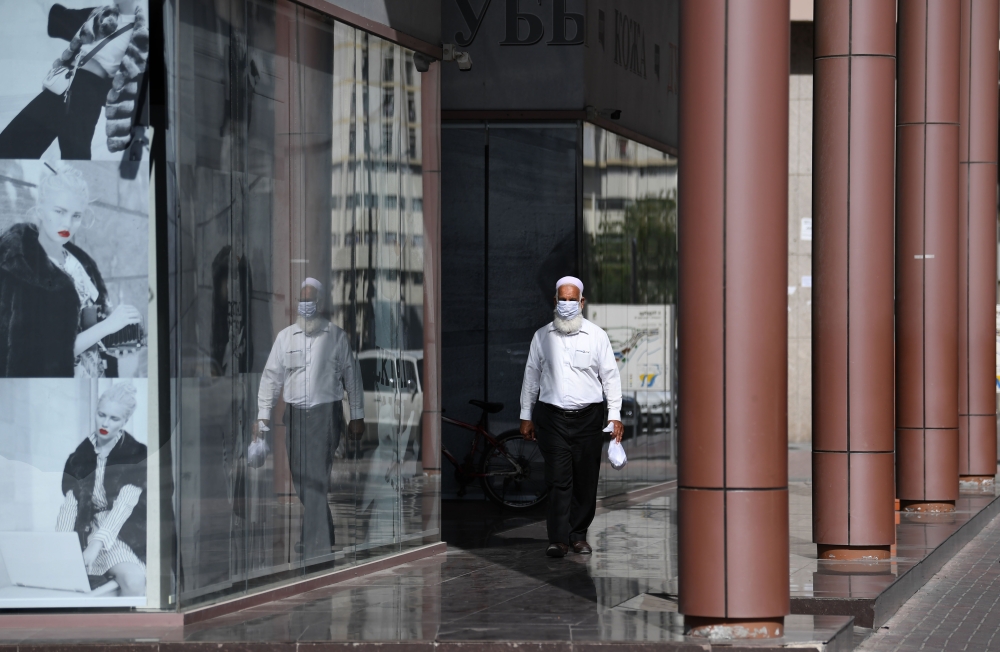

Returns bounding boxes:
[441,413,525,479]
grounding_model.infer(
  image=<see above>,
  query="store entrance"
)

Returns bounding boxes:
[438,121,679,512]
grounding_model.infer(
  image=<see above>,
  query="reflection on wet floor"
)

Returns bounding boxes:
[790,483,1000,601]
[4,450,989,646]
[175,462,440,607]
[0,483,852,647]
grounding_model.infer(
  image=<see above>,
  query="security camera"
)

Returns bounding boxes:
[442,43,473,72]
[413,52,433,73]
[585,105,622,121]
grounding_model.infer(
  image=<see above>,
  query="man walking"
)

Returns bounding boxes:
[255,278,365,559]
[520,276,623,557]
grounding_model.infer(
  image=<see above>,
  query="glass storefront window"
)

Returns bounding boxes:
[582,124,678,494]
[171,0,436,609]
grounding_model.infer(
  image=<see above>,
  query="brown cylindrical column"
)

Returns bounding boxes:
[677,0,789,638]
[811,0,897,560]
[958,0,999,491]
[896,0,961,512]
[421,61,443,474]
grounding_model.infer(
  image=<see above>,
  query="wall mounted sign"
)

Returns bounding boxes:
[442,0,679,150]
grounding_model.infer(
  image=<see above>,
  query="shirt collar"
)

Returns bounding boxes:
[291,318,331,336]
[89,430,124,455]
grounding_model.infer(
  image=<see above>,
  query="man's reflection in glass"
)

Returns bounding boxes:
[255,278,365,559]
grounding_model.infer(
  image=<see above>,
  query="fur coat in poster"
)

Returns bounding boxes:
[62,431,148,563]
[0,223,109,377]
[49,3,149,153]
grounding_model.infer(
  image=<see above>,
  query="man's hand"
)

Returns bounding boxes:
[253,419,270,441]
[385,461,400,488]
[348,419,365,437]
[520,419,536,441]
[609,420,624,443]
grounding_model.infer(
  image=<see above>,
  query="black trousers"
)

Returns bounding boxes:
[284,402,343,559]
[0,69,111,160]
[534,401,605,545]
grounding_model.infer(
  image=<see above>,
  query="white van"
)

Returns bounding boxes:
[345,349,423,456]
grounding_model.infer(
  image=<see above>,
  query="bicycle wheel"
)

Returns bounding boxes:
[480,430,549,508]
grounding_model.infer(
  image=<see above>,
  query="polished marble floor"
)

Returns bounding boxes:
[789,482,1000,601]
[0,484,851,649]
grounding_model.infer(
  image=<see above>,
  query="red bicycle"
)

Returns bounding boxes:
[442,399,549,508]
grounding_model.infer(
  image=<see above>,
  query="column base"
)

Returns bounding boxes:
[959,475,995,493]
[685,616,784,640]
[900,500,956,513]
[817,545,891,561]
[816,545,892,574]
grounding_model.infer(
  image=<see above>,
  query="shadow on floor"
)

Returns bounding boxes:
[441,498,548,550]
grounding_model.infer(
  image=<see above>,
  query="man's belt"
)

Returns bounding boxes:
[540,402,601,417]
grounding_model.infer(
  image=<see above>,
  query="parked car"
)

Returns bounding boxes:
[635,390,672,429]
[620,395,642,440]
[344,349,423,457]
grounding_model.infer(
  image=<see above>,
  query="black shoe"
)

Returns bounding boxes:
[546,543,570,558]
[571,541,593,554]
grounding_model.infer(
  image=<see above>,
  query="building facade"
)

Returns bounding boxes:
[0,0,995,642]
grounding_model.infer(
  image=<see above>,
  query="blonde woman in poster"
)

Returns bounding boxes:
[56,383,147,597]
[0,162,142,377]
[0,1,148,160]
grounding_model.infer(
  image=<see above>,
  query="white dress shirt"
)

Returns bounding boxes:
[520,318,623,422]
[257,318,365,421]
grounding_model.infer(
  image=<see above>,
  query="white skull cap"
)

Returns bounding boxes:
[301,277,323,293]
[555,276,584,295]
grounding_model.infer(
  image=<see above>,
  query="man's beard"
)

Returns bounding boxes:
[296,315,325,335]
[553,311,583,334]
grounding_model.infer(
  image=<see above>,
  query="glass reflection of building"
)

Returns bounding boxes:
[170,0,437,610]
[581,124,678,498]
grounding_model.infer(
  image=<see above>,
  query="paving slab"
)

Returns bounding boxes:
[789,485,1000,628]
[856,507,1000,650]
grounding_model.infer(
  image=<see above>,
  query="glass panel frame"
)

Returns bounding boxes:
[171,0,435,610]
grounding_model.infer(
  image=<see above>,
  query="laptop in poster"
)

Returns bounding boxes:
[0,531,91,593]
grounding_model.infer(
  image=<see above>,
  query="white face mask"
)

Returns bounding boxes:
[297,301,317,318]
[555,299,580,320]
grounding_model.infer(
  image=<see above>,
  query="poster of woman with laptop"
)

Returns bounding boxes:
[0,0,148,161]
[0,378,148,607]
[0,159,148,378]
[56,382,146,597]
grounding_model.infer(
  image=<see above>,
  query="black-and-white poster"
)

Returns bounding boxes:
[0,157,151,607]
[0,0,149,161]
[0,378,149,607]
[0,159,149,379]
